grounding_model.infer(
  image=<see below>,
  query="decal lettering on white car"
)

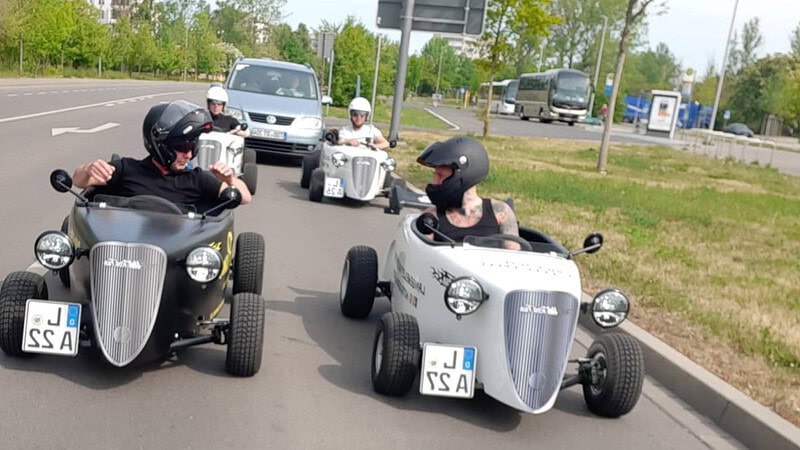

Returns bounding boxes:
[482,260,567,278]
[519,304,559,316]
[394,254,426,295]
[431,266,455,287]
[103,258,142,270]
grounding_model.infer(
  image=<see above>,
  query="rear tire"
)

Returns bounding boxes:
[225,292,265,377]
[300,152,320,189]
[582,333,645,417]
[309,168,324,202]
[0,271,48,357]
[242,162,258,195]
[568,121,576,127]
[233,232,265,295]
[371,312,420,396]
[58,216,71,288]
[339,246,377,319]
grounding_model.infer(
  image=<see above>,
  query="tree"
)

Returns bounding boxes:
[477,0,553,137]
[791,23,800,57]
[329,17,374,105]
[597,0,664,173]
[739,18,763,68]
[727,54,795,132]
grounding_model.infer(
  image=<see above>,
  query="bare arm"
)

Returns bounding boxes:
[492,200,520,250]
[373,133,390,150]
[73,159,115,189]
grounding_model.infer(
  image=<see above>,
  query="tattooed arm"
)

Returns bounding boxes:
[492,199,520,250]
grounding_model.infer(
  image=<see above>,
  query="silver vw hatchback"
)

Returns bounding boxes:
[223,58,331,158]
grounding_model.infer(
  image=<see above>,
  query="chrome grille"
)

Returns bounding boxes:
[504,290,579,410]
[351,156,376,198]
[90,242,166,367]
[248,112,294,126]
[194,145,222,170]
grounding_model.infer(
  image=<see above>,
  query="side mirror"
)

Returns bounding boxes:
[415,213,439,234]
[50,169,73,193]
[321,95,333,105]
[239,122,248,131]
[389,140,397,149]
[582,233,604,254]
[220,186,242,209]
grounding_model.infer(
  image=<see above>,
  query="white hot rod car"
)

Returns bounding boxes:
[300,129,397,204]
[192,124,259,195]
[338,187,645,417]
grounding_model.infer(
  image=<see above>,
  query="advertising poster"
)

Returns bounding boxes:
[648,95,677,132]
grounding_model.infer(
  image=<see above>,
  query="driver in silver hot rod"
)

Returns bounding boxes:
[72,100,252,208]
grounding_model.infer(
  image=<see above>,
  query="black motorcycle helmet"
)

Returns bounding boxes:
[416,136,489,210]
[142,100,213,167]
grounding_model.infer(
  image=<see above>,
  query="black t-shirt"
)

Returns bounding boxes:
[211,113,241,132]
[93,157,222,209]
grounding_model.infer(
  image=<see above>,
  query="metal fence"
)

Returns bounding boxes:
[678,128,779,169]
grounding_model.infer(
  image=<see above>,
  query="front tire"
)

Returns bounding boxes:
[233,232,265,295]
[371,312,420,396]
[300,152,320,189]
[242,162,258,195]
[0,271,48,357]
[582,333,645,417]
[243,148,257,165]
[339,246,377,319]
[309,168,324,202]
[225,292,265,377]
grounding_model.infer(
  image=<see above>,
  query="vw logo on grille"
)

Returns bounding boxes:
[113,326,132,344]
[266,115,277,124]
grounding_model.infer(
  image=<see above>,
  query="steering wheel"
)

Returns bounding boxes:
[128,195,184,215]
[488,234,533,252]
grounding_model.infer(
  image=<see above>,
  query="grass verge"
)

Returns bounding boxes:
[324,102,450,130]
[392,130,800,426]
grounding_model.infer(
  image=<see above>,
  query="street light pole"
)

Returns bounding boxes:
[588,16,608,118]
[709,0,739,131]
[435,50,444,94]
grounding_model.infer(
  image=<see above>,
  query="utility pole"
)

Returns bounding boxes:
[327,50,335,115]
[370,35,382,126]
[388,0,415,141]
[588,16,608,117]
[537,40,546,71]
[183,22,188,82]
[435,49,444,94]
[709,0,739,132]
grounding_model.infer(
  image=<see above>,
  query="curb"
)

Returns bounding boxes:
[579,296,800,450]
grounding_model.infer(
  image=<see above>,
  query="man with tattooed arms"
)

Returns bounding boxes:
[416,136,519,249]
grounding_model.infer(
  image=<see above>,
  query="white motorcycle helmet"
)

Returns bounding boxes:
[348,97,371,122]
[206,85,229,106]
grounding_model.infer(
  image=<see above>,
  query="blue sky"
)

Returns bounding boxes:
[281,0,799,75]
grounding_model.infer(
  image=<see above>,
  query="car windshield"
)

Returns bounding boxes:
[228,64,318,100]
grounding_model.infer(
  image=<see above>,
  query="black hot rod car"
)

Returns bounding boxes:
[0,170,266,376]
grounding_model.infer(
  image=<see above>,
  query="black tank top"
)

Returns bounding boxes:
[435,199,501,242]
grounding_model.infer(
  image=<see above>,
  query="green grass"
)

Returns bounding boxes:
[324,102,450,130]
[391,130,800,425]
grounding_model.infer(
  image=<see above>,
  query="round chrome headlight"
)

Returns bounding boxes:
[185,247,222,283]
[381,157,396,172]
[444,277,487,315]
[591,288,630,328]
[332,152,347,167]
[34,231,74,270]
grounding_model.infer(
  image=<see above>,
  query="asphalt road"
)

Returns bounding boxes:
[0,79,744,449]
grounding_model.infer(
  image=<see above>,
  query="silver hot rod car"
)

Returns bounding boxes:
[0,170,266,376]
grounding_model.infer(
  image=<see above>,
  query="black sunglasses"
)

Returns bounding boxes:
[168,140,195,153]
[350,111,367,117]
[208,100,225,106]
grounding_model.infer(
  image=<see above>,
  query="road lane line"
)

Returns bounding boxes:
[0,90,186,124]
[424,107,461,131]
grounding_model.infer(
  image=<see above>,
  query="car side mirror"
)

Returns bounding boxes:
[582,233,603,254]
[239,122,248,131]
[50,169,73,193]
[321,95,333,105]
[415,213,439,234]
[220,186,242,209]
[389,140,397,149]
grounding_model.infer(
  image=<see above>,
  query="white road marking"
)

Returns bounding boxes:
[0,91,185,124]
[424,107,461,131]
[51,122,120,137]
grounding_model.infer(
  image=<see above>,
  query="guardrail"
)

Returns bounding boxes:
[679,129,779,168]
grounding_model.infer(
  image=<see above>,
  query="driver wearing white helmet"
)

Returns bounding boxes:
[206,85,248,138]
[337,97,390,150]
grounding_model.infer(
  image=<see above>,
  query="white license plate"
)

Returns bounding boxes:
[22,300,81,356]
[252,128,286,140]
[420,343,476,398]
[324,177,344,198]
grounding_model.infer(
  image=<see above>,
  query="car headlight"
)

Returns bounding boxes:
[225,107,243,121]
[295,117,322,129]
[444,277,488,315]
[185,247,222,283]
[381,158,396,172]
[332,152,347,167]
[591,288,630,328]
[34,231,74,270]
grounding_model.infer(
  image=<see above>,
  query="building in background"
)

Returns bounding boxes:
[432,33,480,58]
[86,0,141,25]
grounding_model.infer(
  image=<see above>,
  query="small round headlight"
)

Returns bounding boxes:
[185,247,222,283]
[381,157,397,172]
[332,152,347,167]
[591,288,630,328]
[34,231,74,270]
[444,277,487,315]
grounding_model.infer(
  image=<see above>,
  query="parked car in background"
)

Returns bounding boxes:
[722,123,755,138]
[223,58,332,159]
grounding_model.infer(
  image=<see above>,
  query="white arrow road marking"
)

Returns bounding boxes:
[0,90,186,124]
[51,122,120,137]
